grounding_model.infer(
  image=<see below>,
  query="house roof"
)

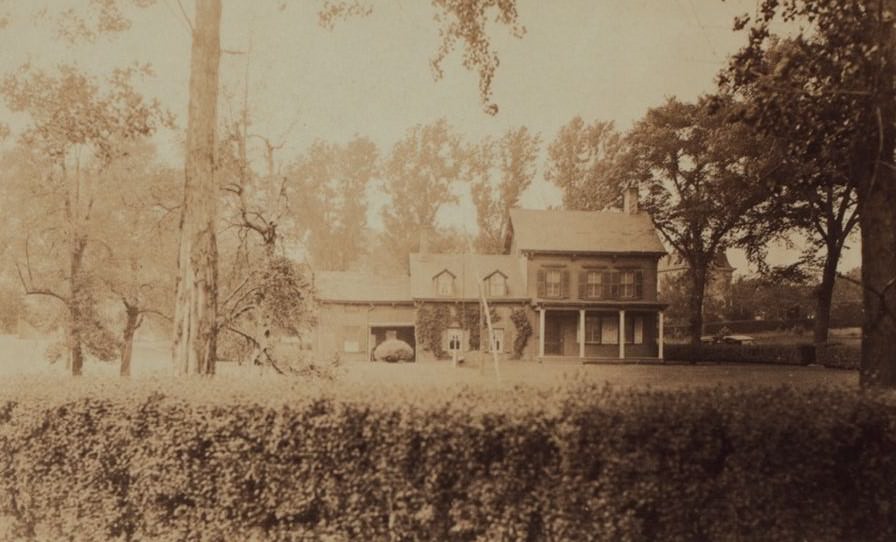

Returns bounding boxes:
[408,253,525,300]
[314,271,412,303]
[508,208,666,254]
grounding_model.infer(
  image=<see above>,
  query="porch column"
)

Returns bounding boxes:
[538,308,545,359]
[658,311,664,360]
[579,309,586,358]
[619,309,625,359]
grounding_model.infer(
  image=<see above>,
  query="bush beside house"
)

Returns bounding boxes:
[373,339,414,362]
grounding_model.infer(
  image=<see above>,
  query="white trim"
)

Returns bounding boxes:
[538,308,545,359]
[579,309,586,358]
[658,312,664,360]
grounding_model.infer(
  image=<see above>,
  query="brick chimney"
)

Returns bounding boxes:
[623,186,639,214]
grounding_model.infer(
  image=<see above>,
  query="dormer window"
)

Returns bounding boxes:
[485,271,508,297]
[434,270,455,297]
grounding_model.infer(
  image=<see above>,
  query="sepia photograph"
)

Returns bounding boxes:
[0,0,894,540]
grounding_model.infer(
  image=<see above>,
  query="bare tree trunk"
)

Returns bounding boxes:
[69,238,86,376]
[120,306,141,377]
[814,243,841,345]
[172,0,222,376]
[688,265,708,346]
[859,15,896,388]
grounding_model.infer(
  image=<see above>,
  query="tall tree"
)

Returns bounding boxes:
[724,37,860,345]
[381,118,465,266]
[172,0,222,376]
[288,137,378,270]
[544,117,624,210]
[470,126,540,253]
[726,0,896,387]
[1,65,170,375]
[617,96,782,345]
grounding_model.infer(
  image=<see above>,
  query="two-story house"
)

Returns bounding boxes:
[311,191,668,362]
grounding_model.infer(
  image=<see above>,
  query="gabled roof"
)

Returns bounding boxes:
[508,208,666,255]
[315,271,412,303]
[409,253,524,300]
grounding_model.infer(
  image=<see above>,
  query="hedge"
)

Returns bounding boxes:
[816,344,862,370]
[1,379,895,541]
[665,343,861,369]
[665,343,811,365]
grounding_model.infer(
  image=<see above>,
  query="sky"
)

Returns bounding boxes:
[0,0,861,275]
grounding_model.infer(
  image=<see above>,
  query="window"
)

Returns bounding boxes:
[586,271,602,298]
[546,270,562,297]
[601,317,619,345]
[625,316,645,344]
[487,273,507,297]
[585,316,602,343]
[447,328,463,352]
[489,328,504,352]
[342,326,361,353]
[603,271,621,299]
[621,271,635,298]
[436,273,454,296]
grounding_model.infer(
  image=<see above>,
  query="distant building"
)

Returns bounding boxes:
[311,190,669,362]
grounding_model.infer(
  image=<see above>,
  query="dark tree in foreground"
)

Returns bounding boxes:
[727,0,896,387]
[723,37,859,345]
[616,96,783,345]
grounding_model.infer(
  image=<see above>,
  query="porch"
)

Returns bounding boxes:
[536,306,665,361]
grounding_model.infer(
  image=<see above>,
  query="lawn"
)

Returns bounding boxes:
[0,334,858,390]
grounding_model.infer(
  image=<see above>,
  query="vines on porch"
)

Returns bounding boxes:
[510,306,532,359]
[416,303,450,359]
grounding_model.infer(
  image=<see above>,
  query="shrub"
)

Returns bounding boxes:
[1,380,895,541]
[373,339,414,362]
[664,343,811,365]
[510,307,532,359]
[816,343,861,370]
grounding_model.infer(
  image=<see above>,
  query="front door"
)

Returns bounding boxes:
[544,318,562,355]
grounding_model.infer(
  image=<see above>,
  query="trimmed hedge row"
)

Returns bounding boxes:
[665,343,861,369]
[1,380,895,541]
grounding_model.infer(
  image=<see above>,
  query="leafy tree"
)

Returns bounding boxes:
[726,0,896,387]
[470,126,540,253]
[288,137,378,271]
[382,118,465,268]
[723,37,860,345]
[99,156,180,376]
[544,117,624,210]
[616,96,783,344]
[1,64,170,375]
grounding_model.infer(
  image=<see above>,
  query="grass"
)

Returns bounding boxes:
[0,334,858,391]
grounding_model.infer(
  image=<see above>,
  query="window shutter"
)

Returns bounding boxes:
[561,269,570,298]
[578,271,587,299]
[635,270,644,299]
[537,269,546,297]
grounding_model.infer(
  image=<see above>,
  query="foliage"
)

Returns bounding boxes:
[727,274,816,322]
[618,96,783,343]
[381,119,465,269]
[723,0,896,386]
[461,303,499,351]
[665,344,812,365]
[469,127,540,253]
[286,137,378,270]
[544,117,624,210]
[1,381,895,540]
[510,306,531,359]
[0,64,170,375]
[373,338,414,362]
[816,343,861,370]
[416,303,450,359]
